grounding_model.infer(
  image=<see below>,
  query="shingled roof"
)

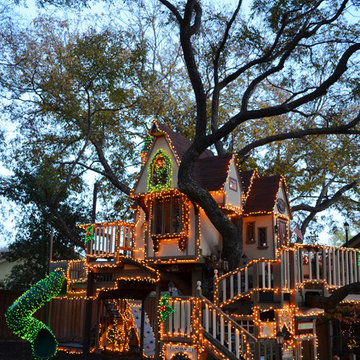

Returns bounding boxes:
[151,122,214,162]
[193,154,233,191]
[243,175,283,215]
[239,169,259,203]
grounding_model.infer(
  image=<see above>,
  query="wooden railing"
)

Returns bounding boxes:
[163,297,193,338]
[161,295,256,360]
[292,244,360,288]
[79,221,135,259]
[200,297,256,360]
[215,259,280,308]
[68,260,87,281]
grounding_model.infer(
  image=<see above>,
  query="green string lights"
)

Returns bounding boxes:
[159,294,175,322]
[148,149,172,192]
[84,225,94,244]
[141,135,153,154]
[5,269,65,360]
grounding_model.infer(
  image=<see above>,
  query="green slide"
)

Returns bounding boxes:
[5,269,65,360]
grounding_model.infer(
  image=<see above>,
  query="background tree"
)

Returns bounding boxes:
[155,0,360,269]
[1,166,87,290]
[1,0,360,275]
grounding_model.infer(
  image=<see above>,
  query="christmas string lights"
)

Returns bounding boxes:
[5,269,65,360]
[148,149,172,192]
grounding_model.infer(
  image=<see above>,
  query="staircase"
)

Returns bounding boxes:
[161,295,256,360]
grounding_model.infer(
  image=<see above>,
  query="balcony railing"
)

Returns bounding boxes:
[79,221,135,260]
[292,244,360,288]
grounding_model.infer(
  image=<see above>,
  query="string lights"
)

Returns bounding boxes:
[5,269,65,360]
[47,123,360,360]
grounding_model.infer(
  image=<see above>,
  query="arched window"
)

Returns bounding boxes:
[148,150,172,191]
[171,352,191,360]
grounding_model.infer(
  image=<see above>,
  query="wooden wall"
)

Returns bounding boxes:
[0,290,89,344]
[50,298,87,343]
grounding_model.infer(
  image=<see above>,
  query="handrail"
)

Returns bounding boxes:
[215,259,280,307]
[200,296,257,342]
[161,295,255,360]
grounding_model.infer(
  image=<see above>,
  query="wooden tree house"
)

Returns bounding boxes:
[50,122,360,360]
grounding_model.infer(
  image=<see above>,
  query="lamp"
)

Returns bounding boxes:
[344,222,350,247]
[168,280,175,296]
[276,327,285,360]
[241,253,248,266]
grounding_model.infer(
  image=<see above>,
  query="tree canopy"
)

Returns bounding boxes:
[0,0,360,286]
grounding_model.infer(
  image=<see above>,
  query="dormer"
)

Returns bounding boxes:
[132,122,249,263]
[242,175,292,260]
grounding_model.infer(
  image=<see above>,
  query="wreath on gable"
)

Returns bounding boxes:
[148,149,172,192]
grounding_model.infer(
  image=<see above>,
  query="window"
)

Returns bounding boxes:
[152,197,182,236]
[246,222,255,243]
[148,150,172,192]
[278,219,288,246]
[258,227,267,248]
[229,177,238,191]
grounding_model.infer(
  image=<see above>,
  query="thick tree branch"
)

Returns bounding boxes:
[237,112,360,161]
[158,0,183,24]
[211,0,242,155]
[292,178,360,213]
[92,140,131,195]
[307,282,360,312]
[193,42,360,155]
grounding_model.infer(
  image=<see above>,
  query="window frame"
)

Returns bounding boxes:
[246,222,256,244]
[258,227,268,249]
[150,194,189,253]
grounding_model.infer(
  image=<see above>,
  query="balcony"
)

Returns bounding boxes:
[79,221,135,261]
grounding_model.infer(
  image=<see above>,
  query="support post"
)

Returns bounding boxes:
[140,298,145,359]
[155,284,161,360]
[83,272,93,359]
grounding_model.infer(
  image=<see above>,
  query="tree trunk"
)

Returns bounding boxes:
[178,145,242,270]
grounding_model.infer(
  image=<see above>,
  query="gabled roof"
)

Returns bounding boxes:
[243,175,285,215]
[239,169,259,204]
[151,122,214,163]
[193,154,233,191]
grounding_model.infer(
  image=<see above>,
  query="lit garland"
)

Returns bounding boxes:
[141,135,153,154]
[55,124,360,360]
[148,149,172,192]
[171,352,191,360]
[84,225,94,244]
[5,269,65,360]
[159,295,175,322]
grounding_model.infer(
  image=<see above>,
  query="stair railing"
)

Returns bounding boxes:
[214,259,280,308]
[200,296,256,360]
[161,292,256,360]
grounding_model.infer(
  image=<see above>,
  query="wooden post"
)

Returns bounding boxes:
[140,298,145,359]
[83,272,93,359]
[154,284,161,360]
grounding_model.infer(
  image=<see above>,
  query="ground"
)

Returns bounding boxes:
[0,341,141,360]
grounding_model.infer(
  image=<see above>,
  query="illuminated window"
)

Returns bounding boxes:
[148,150,172,192]
[246,222,255,243]
[258,227,267,248]
[152,197,182,236]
